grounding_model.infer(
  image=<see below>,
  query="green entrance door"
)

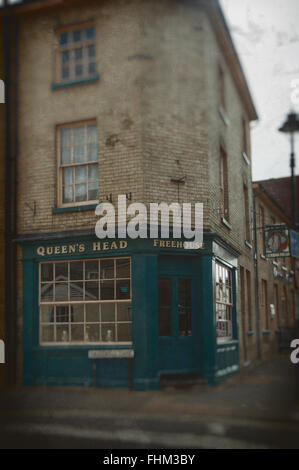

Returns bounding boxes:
[158,277,198,373]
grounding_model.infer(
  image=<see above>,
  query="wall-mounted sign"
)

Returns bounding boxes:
[295,258,299,290]
[264,227,290,258]
[290,230,299,258]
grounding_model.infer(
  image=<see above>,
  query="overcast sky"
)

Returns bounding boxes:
[220,0,299,182]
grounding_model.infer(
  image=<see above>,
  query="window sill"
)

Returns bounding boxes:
[221,217,232,230]
[245,240,252,249]
[247,331,255,336]
[51,74,100,90]
[52,203,98,214]
[262,330,271,335]
[242,152,250,165]
[218,104,230,126]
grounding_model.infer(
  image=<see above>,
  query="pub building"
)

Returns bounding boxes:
[20,231,239,390]
[2,0,263,389]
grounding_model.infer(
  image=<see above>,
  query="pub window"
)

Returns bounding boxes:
[220,146,229,220]
[178,279,192,336]
[215,262,233,342]
[57,121,98,207]
[55,22,97,83]
[158,278,171,336]
[39,258,131,344]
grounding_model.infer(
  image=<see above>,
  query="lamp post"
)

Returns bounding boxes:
[278,112,299,229]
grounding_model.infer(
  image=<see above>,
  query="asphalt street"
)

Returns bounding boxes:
[0,354,298,449]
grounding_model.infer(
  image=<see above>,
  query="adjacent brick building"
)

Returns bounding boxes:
[1,0,296,389]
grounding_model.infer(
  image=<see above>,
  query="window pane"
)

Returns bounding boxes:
[63,167,73,184]
[61,128,72,147]
[88,182,98,201]
[116,280,130,299]
[61,50,70,64]
[86,304,99,323]
[41,325,54,342]
[117,323,131,342]
[88,163,98,181]
[74,47,83,61]
[61,66,70,80]
[57,326,69,342]
[63,186,74,204]
[88,62,96,76]
[100,280,114,300]
[73,126,85,145]
[70,282,83,301]
[74,145,85,163]
[85,260,99,280]
[75,165,87,183]
[41,305,54,323]
[55,263,68,280]
[41,263,53,282]
[87,143,97,161]
[71,304,84,323]
[55,283,68,301]
[179,308,192,336]
[117,303,131,322]
[116,259,130,279]
[100,259,114,279]
[72,29,82,43]
[85,26,95,41]
[158,279,171,307]
[61,148,71,165]
[75,63,84,77]
[56,305,69,323]
[85,281,99,300]
[159,308,171,336]
[87,124,97,143]
[70,261,83,280]
[101,303,115,322]
[75,184,87,202]
[178,279,191,307]
[59,32,69,46]
[85,324,99,342]
[71,325,84,342]
[102,324,115,342]
[86,44,96,59]
[41,284,53,302]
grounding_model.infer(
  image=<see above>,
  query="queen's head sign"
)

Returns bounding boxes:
[264,227,290,258]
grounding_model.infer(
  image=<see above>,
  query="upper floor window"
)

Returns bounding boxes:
[56,23,97,83]
[57,121,98,207]
[218,65,225,110]
[243,184,250,242]
[220,146,229,221]
[242,117,247,155]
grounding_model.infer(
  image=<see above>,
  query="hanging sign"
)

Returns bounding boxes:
[264,227,290,258]
[290,230,299,258]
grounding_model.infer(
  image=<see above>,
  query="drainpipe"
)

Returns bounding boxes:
[253,190,261,360]
[3,2,18,386]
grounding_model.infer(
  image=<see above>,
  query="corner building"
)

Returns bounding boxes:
[14,0,258,390]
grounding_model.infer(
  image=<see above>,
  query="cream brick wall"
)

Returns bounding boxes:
[16,0,262,367]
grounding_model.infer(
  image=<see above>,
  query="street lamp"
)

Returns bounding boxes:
[278,112,299,229]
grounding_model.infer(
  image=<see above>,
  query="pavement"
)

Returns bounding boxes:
[0,353,298,449]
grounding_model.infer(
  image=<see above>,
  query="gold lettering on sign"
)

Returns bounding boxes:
[120,240,128,249]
